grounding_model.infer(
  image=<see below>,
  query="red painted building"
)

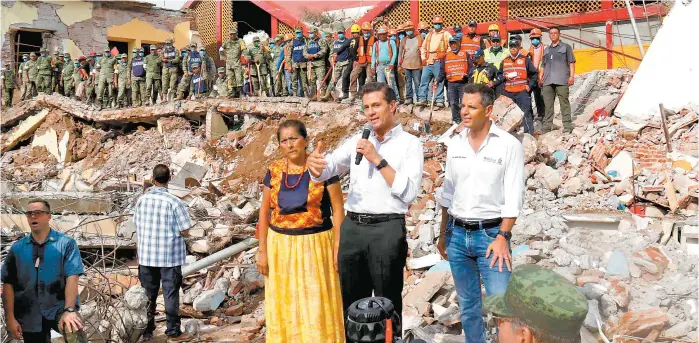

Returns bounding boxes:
[184,0,667,70]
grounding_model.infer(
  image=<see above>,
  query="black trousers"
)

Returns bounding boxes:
[338,217,408,321]
[138,265,183,337]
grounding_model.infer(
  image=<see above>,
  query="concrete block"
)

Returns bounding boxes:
[2,108,50,153]
[407,254,441,270]
[193,289,225,312]
[205,108,228,140]
[403,271,450,305]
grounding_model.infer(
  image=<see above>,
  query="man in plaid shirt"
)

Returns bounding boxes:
[134,164,192,341]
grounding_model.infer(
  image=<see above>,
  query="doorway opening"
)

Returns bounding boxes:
[14,30,43,65]
[232,1,271,38]
[108,40,129,56]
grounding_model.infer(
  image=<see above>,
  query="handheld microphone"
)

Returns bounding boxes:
[355,123,372,165]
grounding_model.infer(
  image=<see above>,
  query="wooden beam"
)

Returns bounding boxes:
[271,16,279,37]
[606,21,614,69]
[409,0,419,24]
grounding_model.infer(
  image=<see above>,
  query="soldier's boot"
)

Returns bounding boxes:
[237,87,244,99]
[319,90,332,102]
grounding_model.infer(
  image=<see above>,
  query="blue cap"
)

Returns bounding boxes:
[449,36,459,43]
[473,49,484,58]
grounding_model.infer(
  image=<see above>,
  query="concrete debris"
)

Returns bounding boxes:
[1,68,697,342]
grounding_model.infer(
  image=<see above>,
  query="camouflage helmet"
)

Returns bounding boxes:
[309,27,319,33]
[217,67,225,73]
[191,63,200,68]
[275,34,284,41]
[294,26,303,33]
[22,53,28,58]
[104,46,111,52]
[484,265,588,340]
[165,38,174,44]
[139,47,144,52]
[30,52,37,57]
[229,28,237,34]
[149,44,157,49]
[95,63,101,68]
[96,52,103,56]
[40,46,48,52]
[253,36,260,42]
[189,42,197,48]
[64,52,71,58]
[133,47,139,52]
[58,53,65,57]
[120,53,128,59]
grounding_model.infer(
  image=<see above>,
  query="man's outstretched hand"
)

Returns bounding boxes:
[307,141,327,178]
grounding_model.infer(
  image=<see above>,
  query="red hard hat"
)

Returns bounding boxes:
[89,51,96,57]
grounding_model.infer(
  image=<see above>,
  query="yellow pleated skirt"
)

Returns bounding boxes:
[265,228,346,343]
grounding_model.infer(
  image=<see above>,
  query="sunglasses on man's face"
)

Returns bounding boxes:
[25,210,49,217]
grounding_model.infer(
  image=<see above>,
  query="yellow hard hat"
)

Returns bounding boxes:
[488,24,500,32]
[351,24,361,33]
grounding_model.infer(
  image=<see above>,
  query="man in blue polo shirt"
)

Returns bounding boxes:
[1,199,86,343]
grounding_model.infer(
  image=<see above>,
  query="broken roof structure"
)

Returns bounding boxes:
[615,0,699,123]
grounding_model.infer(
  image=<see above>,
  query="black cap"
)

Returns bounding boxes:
[509,40,520,48]
[511,34,523,42]
[468,20,477,27]
[491,35,501,42]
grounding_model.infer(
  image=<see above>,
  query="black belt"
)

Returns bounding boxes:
[348,212,404,225]
[453,217,502,230]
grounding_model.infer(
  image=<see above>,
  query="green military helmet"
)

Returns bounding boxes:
[165,38,174,44]
[133,47,139,52]
[217,67,225,73]
[95,63,101,69]
[30,52,37,57]
[64,52,71,59]
[4,62,10,67]
[309,27,319,33]
[139,47,145,52]
[484,265,588,340]
[190,42,197,49]
[120,53,128,59]
[149,44,157,49]
[58,53,64,58]
[275,34,284,41]
[22,53,28,58]
[253,36,261,42]
[191,63,200,69]
[40,46,48,52]
[96,52,103,57]
[294,26,303,33]
[229,28,238,34]
[104,46,111,52]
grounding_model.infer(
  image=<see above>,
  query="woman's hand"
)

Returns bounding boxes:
[256,249,269,276]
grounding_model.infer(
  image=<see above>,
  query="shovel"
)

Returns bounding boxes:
[425,83,437,134]
[255,63,266,97]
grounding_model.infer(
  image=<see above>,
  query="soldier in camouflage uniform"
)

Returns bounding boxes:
[72,57,85,100]
[161,39,180,101]
[303,27,329,100]
[484,265,588,343]
[130,48,147,107]
[290,27,309,97]
[52,51,65,95]
[18,54,30,100]
[244,36,271,96]
[282,33,294,96]
[96,46,117,109]
[176,43,198,100]
[144,44,162,105]
[210,67,229,98]
[200,47,216,93]
[90,63,101,103]
[36,47,52,93]
[2,62,17,108]
[114,54,131,108]
[61,53,75,97]
[220,28,245,98]
[321,29,352,102]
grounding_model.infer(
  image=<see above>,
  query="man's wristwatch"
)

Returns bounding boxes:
[63,307,76,313]
[376,159,388,170]
[497,230,512,241]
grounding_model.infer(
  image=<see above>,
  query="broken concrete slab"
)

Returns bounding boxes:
[535,165,562,192]
[407,254,441,270]
[193,289,225,312]
[605,151,634,180]
[205,108,229,140]
[3,191,115,213]
[171,162,208,188]
[403,271,450,306]
[490,95,524,132]
[2,109,50,153]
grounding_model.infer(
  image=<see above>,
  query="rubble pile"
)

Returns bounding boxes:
[1,68,696,342]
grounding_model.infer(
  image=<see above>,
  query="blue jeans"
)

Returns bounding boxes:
[447,82,466,123]
[284,70,293,96]
[376,63,399,99]
[404,68,421,102]
[445,219,511,343]
[418,61,445,103]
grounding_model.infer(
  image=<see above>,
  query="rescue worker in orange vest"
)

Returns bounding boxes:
[502,39,538,135]
[460,21,486,57]
[372,25,399,99]
[348,21,375,102]
[398,21,423,105]
[436,36,471,124]
[509,34,530,58]
[528,28,546,122]
[418,15,452,108]
[484,24,502,48]
[467,49,504,91]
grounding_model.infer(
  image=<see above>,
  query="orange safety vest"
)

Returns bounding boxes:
[424,31,449,61]
[357,36,375,64]
[444,49,469,82]
[399,35,425,67]
[529,44,545,69]
[502,54,529,93]
[460,35,481,56]
[373,40,394,65]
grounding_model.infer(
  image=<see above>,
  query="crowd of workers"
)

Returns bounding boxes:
[3,16,576,134]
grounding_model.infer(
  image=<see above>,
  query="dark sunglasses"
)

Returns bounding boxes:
[25,210,49,217]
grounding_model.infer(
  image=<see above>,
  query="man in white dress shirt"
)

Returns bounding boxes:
[437,83,524,343]
[308,82,424,334]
